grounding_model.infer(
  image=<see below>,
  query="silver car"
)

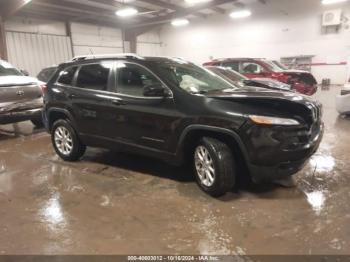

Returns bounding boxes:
[0,60,43,127]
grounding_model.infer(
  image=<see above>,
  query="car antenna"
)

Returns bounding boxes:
[89,48,96,59]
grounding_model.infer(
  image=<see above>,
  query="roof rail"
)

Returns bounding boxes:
[71,53,145,62]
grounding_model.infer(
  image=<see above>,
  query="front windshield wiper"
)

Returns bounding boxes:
[190,90,208,95]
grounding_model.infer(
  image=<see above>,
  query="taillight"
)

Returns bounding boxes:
[39,83,47,96]
[341,89,350,96]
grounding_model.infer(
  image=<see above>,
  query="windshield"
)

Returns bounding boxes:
[155,61,237,94]
[271,60,288,70]
[264,60,285,72]
[0,60,23,76]
[207,67,246,88]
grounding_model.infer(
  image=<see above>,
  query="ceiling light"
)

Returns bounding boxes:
[229,10,252,19]
[322,0,348,4]
[115,7,138,17]
[171,19,190,27]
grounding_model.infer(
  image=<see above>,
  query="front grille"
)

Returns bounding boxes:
[305,101,322,125]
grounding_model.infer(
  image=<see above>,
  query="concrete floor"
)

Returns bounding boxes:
[0,86,349,255]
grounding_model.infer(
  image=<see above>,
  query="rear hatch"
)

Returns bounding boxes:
[0,76,42,113]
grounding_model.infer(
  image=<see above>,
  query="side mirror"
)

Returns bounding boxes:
[143,84,170,97]
[21,69,29,76]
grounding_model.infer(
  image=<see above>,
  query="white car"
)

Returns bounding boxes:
[0,60,44,126]
[336,84,350,115]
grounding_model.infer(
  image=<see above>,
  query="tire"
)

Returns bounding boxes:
[193,137,236,197]
[31,116,44,128]
[51,119,86,161]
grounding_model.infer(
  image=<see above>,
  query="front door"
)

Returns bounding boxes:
[105,61,179,152]
[240,61,267,79]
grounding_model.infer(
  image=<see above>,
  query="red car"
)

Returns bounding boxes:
[203,58,318,96]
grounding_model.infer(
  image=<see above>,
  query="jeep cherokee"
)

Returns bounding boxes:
[43,54,324,197]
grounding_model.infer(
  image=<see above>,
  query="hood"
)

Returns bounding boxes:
[206,87,321,126]
[250,78,291,90]
[207,86,306,101]
[0,76,39,87]
[283,69,310,74]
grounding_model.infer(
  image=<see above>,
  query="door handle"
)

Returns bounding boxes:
[68,94,76,99]
[111,99,126,106]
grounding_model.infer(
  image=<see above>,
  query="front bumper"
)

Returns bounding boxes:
[242,122,324,183]
[0,108,42,124]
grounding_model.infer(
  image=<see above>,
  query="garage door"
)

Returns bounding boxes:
[6,31,73,76]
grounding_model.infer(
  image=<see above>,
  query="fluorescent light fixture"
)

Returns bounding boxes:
[115,7,138,17]
[229,9,252,19]
[322,0,348,4]
[171,18,190,27]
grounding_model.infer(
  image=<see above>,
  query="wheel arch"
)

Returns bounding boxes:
[47,108,78,132]
[176,125,251,172]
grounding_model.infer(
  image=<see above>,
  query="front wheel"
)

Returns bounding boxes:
[194,137,236,197]
[51,119,86,161]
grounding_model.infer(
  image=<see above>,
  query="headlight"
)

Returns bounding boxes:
[249,115,300,126]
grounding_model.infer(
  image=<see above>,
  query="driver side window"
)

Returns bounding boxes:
[241,62,264,74]
[116,62,162,97]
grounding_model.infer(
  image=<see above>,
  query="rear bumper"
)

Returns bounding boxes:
[0,108,42,124]
[245,122,324,183]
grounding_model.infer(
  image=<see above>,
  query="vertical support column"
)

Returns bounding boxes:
[65,21,75,58]
[0,16,8,60]
[123,30,137,53]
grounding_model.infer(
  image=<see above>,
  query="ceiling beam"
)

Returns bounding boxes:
[1,0,33,20]
[136,0,182,11]
[212,7,226,14]
[130,0,237,28]
[137,0,207,18]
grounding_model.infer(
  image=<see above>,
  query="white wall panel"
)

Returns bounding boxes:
[71,23,123,56]
[6,31,72,76]
[137,31,162,56]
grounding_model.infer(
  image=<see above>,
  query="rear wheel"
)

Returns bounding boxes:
[193,137,236,197]
[51,119,86,161]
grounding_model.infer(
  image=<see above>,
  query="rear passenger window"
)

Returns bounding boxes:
[76,63,113,91]
[57,66,77,85]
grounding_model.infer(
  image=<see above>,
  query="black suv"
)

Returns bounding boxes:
[43,54,324,197]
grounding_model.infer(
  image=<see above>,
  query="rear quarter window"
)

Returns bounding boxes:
[57,66,78,86]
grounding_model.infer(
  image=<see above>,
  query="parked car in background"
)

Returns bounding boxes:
[0,60,44,127]
[37,66,57,83]
[203,58,318,96]
[336,87,350,115]
[43,54,323,197]
[206,66,292,91]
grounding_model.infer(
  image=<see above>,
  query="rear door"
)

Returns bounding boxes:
[66,61,116,138]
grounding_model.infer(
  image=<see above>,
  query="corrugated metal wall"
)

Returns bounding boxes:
[6,31,72,76]
[71,23,123,57]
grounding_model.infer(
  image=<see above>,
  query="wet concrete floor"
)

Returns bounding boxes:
[0,86,349,255]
